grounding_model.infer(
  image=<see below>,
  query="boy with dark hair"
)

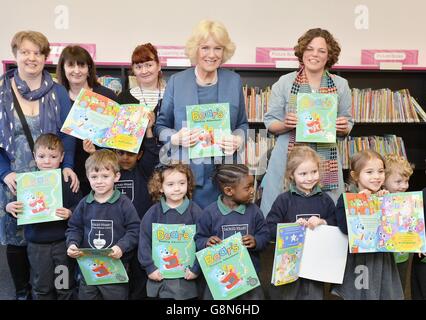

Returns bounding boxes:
[6,133,82,299]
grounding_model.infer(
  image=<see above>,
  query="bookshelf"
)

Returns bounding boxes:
[3,61,426,190]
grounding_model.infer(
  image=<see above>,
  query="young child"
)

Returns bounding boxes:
[195,164,270,300]
[6,133,82,300]
[411,187,426,299]
[332,150,404,300]
[266,146,336,300]
[138,163,202,300]
[82,114,159,300]
[384,154,413,296]
[66,149,140,300]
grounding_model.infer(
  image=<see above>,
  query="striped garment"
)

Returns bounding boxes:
[129,86,165,110]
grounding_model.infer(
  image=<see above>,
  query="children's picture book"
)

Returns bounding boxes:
[271,224,348,285]
[61,89,153,153]
[152,223,196,279]
[343,191,426,253]
[271,223,305,286]
[16,169,63,225]
[186,103,231,159]
[196,232,260,300]
[296,93,338,143]
[77,248,129,285]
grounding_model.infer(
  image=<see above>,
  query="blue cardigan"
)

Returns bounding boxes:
[155,67,248,187]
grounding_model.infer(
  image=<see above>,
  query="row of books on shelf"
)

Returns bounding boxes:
[243,85,271,122]
[337,134,407,169]
[351,88,426,122]
[93,75,426,123]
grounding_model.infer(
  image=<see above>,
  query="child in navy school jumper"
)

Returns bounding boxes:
[383,154,414,297]
[139,163,202,300]
[411,187,426,300]
[66,149,140,300]
[82,110,159,300]
[332,150,404,300]
[266,146,336,300]
[6,133,82,300]
[195,164,270,300]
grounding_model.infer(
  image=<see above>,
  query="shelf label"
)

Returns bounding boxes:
[47,43,96,64]
[256,47,298,65]
[156,45,187,65]
[361,49,418,66]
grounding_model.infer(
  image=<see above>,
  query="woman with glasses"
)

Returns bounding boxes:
[0,30,79,300]
[155,20,248,209]
[117,43,165,119]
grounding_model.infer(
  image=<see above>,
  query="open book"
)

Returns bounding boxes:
[61,89,152,153]
[271,223,348,286]
[343,191,426,253]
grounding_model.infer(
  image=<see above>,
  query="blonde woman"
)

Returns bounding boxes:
[155,20,248,209]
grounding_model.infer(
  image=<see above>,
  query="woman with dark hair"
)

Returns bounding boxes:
[260,28,353,216]
[56,45,117,195]
[117,43,165,118]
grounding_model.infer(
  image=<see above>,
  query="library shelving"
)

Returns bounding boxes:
[3,60,426,190]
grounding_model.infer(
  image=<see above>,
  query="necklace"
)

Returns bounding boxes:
[139,86,162,110]
[194,66,218,86]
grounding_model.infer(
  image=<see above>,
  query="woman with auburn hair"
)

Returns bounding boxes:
[261,28,353,217]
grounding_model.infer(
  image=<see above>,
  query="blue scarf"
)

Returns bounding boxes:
[0,68,61,161]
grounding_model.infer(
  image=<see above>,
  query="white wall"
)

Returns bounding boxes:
[1,0,425,71]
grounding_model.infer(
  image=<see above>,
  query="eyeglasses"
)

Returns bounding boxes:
[18,50,44,58]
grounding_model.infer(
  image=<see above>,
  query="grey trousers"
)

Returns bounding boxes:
[78,277,129,300]
[27,240,76,300]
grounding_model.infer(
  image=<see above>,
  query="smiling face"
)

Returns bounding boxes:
[293,159,320,194]
[132,60,161,89]
[15,39,46,78]
[353,158,385,193]
[196,36,224,76]
[160,169,188,207]
[302,36,328,74]
[87,167,120,199]
[64,60,89,88]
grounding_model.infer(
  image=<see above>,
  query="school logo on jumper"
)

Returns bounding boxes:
[88,220,114,249]
[115,180,134,202]
[222,224,248,239]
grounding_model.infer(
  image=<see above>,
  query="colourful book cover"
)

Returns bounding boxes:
[16,169,63,226]
[77,248,129,285]
[271,223,305,286]
[152,223,196,279]
[186,103,231,159]
[343,191,426,253]
[61,89,152,153]
[296,93,338,143]
[196,233,260,300]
